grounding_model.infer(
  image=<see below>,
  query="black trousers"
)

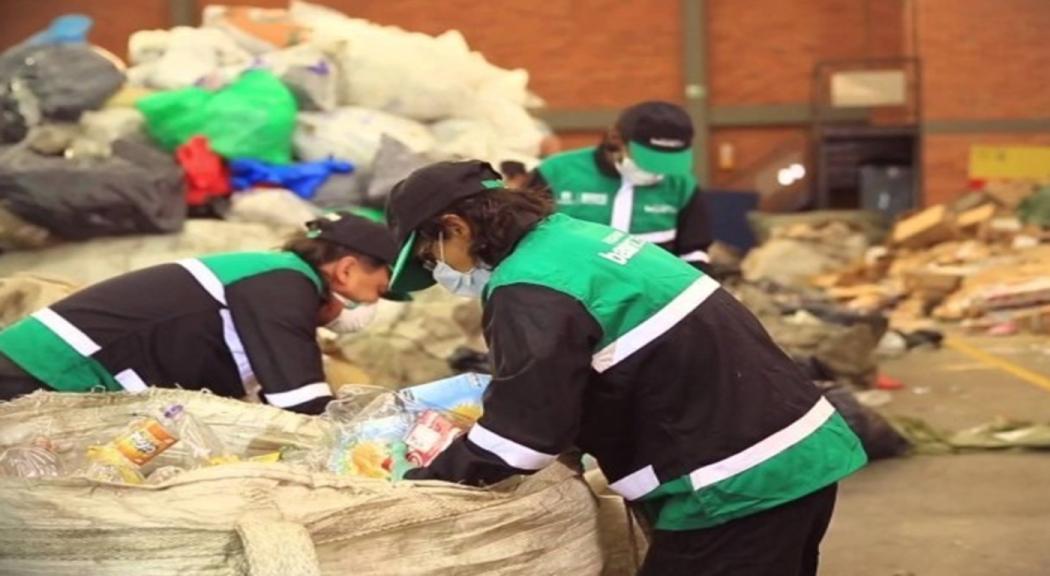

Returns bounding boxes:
[638,483,838,576]
[0,353,47,401]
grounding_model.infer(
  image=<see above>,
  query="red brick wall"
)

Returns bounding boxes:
[918,0,1050,121]
[917,0,1050,206]
[707,0,903,107]
[705,0,905,196]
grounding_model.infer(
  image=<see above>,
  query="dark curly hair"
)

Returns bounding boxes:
[415,186,554,266]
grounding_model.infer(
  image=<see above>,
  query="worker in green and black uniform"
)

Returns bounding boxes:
[0,212,397,415]
[529,101,713,271]
[386,160,867,575]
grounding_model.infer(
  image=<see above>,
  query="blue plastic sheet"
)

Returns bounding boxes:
[229,158,353,199]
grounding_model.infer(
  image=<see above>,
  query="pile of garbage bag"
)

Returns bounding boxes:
[0,388,611,575]
[0,2,546,247]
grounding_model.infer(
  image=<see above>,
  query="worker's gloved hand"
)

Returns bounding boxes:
[325,302,378,334]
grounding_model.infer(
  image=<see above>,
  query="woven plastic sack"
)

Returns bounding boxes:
[137,70,297,164]
[0,389,604,576]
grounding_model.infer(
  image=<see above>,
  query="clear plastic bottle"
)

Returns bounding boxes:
[164,404,232,466]
[0,437,62,479]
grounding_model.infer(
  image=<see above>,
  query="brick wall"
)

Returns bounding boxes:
[706,0,905,198]
[918,0,1050,121]
[917,0,1050,205]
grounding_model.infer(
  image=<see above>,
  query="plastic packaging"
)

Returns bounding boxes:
[82,403,232,484]
[325,374,491,479]
[0,437,62,478]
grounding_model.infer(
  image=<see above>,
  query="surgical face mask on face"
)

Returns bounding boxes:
[616,156,665,186]
[431,232,491,299]
[325,295,378,334]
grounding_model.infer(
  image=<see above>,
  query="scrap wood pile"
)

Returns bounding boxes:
[810,181,1050,335]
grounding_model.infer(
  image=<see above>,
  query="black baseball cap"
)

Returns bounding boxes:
[616,101,694,176]
[304,211,410,301]
[386,160,504,294]
[304,210,399,264]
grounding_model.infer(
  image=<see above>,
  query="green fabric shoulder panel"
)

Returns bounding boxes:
[197,252,323,292]
[538,147,602,182]
[486,214,700,350]
[0,316,119,392]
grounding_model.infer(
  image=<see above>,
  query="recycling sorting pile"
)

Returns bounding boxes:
[0,1,547,252]
[0,372,491,485]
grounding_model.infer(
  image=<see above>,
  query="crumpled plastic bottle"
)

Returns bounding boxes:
[0,436,62,479]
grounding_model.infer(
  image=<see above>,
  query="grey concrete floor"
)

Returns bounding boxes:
[822,335,1050,576]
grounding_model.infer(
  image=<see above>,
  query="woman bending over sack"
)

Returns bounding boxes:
[0,212,398,415]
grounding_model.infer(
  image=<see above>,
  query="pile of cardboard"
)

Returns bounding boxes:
[811,182,1050,333]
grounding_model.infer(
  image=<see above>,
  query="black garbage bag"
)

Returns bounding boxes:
[0,136,185,240]
[0,44,124,122]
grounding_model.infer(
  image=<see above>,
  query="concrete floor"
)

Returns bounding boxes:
[822,334,1050,576]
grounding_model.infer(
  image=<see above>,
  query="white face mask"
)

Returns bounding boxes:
[616,156,665,186]
[325,296,378,334]
[431,232,491,299]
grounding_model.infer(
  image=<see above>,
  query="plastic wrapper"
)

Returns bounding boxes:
[325,373,491,480]
[80,402,235,484]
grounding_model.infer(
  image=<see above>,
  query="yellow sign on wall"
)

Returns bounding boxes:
[970,145,1050,181]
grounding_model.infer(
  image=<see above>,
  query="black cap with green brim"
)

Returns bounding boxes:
[303,211,410,301]
[386,160,504,294]
[617,101,695,176]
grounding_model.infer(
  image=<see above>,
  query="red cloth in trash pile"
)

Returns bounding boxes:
[177,136,231,207]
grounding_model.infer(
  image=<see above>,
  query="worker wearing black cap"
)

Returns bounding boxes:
[529,100,713,270]
[386,160,866,575]
[0,212,398,414]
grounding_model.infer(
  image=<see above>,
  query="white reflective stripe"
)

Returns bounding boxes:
[114,369,149,393]
[220,309,255,384]
[592,275,720,373]
[177,258,227,306]
[633,229,678,244]
[32,308,100,356]
[609,465,661,501]
[689,397,836,490]
[264,382,332,408]
[680,250,710,263]
[610,181,635,232]
[467,424,558,471]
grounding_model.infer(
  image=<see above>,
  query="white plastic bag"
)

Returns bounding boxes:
[289,1,533,121]
[294,107,434,171]
[126,27,251,90]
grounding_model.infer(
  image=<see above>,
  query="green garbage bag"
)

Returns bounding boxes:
[137,70,297,164]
